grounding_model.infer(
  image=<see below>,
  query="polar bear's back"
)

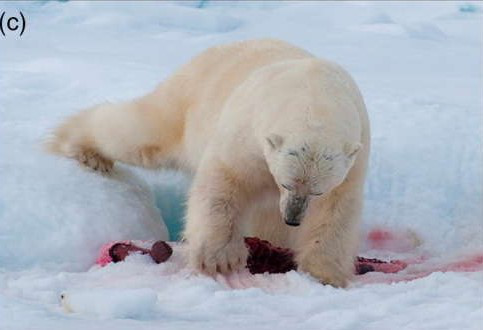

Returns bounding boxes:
[168,39,314,166]
[155,39,368,171]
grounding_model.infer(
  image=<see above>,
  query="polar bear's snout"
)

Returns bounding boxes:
[282,194,309,226]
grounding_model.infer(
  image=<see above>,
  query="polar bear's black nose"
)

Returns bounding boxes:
[284,196,308,226]
[285,218,301,227]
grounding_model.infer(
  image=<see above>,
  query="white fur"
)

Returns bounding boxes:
[46,39,370,287]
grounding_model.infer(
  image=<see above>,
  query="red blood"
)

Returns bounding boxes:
[358,254,483,285]
[356,263,375,275]
[109,243,150,262]
[366,228,419,253]
[356,256,407,274]
[367,229,395,250]
[150,241,173,264]
[244,237,405,275]
[108,241,173,264]
[244,237,297,274]
[435,254,483,273]
[106,238,407,276]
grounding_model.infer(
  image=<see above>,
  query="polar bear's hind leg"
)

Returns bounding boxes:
[46,94,184,172]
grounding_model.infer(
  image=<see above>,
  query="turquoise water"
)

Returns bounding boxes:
[459,4,480,13]
[153,186,187,241]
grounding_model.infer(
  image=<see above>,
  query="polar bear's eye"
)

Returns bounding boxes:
[311,192,324,196]
[281,183,294,191]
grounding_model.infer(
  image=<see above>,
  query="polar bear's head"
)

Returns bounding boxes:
[264,133,361,226]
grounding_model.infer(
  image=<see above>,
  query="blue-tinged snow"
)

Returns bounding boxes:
[0,1,482,329]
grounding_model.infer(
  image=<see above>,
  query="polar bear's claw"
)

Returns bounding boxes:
[190,238,248,276]
[76,149,113,174]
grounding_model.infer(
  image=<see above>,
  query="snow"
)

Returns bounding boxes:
[1,1,482,329]
[60,288,158,319]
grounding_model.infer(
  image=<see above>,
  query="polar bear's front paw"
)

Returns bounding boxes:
[189,238,248,275]
[76,149,113,174]
[297,256,351,288]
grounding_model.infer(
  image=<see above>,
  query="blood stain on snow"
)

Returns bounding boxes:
[438,254,483,272]
[358,254,483,285]
[367,228,421,253]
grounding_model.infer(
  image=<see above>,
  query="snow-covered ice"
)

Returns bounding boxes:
[0,1,482,329]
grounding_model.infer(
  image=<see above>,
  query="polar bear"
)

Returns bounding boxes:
[47,39,370,287]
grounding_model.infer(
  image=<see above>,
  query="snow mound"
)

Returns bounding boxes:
[403,22,447,40]
[0,124,168,272]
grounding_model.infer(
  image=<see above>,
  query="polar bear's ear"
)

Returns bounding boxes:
[266,134,284,151]
[344,142,362,158]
